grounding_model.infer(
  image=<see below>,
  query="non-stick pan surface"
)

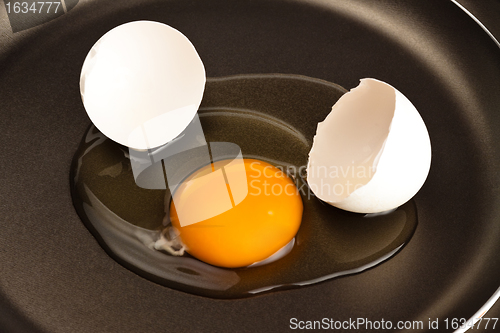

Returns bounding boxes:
[0,0,499,332]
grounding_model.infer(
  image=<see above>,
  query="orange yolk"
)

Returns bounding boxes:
[169,158,303,268]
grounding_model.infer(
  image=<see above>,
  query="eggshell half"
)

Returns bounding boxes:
[307,78,431,213]
[80,21,206,150]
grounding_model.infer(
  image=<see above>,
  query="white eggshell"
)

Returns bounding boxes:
[307,78,431,213]
[80,21,206,150]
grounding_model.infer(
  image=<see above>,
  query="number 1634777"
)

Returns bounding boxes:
[5,1,61,14]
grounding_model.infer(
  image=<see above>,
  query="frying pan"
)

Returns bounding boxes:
[0,0,499,332]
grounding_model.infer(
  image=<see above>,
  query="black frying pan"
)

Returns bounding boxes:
[0,0,499,332]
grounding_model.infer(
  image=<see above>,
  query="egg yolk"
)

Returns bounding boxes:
[169,158,303,268]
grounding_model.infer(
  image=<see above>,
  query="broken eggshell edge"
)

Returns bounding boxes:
[306,78,432,213]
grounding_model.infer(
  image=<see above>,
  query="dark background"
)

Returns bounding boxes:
[0,0,499,332]
[454,1,500,328]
